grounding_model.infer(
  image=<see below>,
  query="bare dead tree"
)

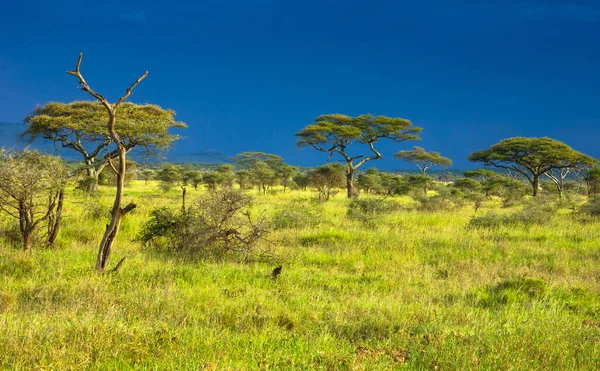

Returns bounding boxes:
[67,53,147,271]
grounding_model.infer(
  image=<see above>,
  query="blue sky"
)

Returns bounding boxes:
[1,0,599,168]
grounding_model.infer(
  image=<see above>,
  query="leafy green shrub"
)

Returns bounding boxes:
[139,189,271,261]
[413,194,456,212]
[346,198,400,227]
[272,206,321,230]
[579,195,600,217]
[469,197,556,229]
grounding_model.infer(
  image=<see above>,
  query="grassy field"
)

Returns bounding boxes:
[1,181,600,370]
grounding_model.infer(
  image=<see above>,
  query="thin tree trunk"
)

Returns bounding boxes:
[96,118,136,271]
[47,188,64,247]
[181,186,187,215]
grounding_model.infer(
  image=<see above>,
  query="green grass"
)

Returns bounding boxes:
[1,181,600,370]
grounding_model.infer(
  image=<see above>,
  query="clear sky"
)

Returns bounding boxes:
[1,0,599,168]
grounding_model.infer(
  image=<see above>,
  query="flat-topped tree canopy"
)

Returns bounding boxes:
[394,146,452,174]
[22,101,186,191]
[296,113,421,198]
[23,101,185,156]
[468,137,597,196]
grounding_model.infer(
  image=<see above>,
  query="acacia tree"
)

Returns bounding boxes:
[308,163,346,202]
[394,146,452,193]
[23,101,185,192]
[66,53,150,271]
[0,150,67,251]
[544,155,597,197]
[296,114,421,198]
[468,137,596,197]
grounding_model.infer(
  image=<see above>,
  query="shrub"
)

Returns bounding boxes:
[346,198,400,227]
[139,189,271,261]
[272,206,321,230]
[579,195,600,217]
[413,194,456,212]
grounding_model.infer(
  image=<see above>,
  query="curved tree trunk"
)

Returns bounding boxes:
[47,188,64,247]
[95,120,137,271]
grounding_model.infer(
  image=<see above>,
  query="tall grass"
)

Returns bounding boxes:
[1,181,599,370]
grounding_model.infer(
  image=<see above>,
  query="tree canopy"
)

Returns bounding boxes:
[468,137,596,196]
[394,146,452,174]
[296,114,421,197]
[23,101,186,191]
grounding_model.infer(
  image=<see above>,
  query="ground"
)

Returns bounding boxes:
[1,181,599,370]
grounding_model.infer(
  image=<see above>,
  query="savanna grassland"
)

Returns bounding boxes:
[1,181,600,370]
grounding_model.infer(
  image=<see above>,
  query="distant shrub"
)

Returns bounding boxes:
[468,199,556,229]
[273,206,321,230]
[579,195,600,217]
[346,198,400,227]
[413,195,456,212]
[467,212,507,229]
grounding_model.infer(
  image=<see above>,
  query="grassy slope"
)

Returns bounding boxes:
[1,181,599,370]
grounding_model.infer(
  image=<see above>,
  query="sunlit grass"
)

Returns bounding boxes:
[1,181,600,369]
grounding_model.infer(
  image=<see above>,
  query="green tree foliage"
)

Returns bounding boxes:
[394,147,451,194]
[357,168,383,194]
[182,170,202,189]
[584,166,600,195]
[250,162,279,195]
[140,169,155,185]
[235,170,251,190]
[453,178,482,193]
[308,163,346,202]
[23,101,186,192]
[277,164,299,193]
[0,150,67,251]
[155,164,183,192]
[293,172,310,191]
[232,152,283,170]
[296,114,421,198]
[468,137,596,196]
[394,146,452,174]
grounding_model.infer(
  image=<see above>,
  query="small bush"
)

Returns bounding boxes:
[139,189,272,261]
[346,198,400,227]
[272,206,322,230]
[413,195,456,212]
[579,195,600,217]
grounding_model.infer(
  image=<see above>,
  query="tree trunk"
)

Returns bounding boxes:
[47,188,64,247]
[96,117,136,271]
[22,229,33,252]
[532,175,540,197]
[181,186,187,215]
[346,169,357,198]
[86,166,99,192]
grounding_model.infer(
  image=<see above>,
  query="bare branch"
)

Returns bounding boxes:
[115,70,149,109]
[67,53,111,111]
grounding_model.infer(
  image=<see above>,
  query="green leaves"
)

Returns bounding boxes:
[23,101,186,155]
[394,146,452,173]
[296,114,421,152]
[469,137,596,174]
